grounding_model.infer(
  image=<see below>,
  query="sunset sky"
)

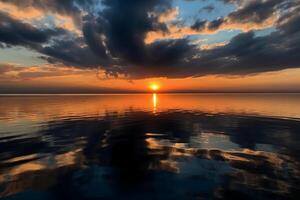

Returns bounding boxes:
[0,0,300,93]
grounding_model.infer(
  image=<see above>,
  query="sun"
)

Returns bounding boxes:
[149,83,160,91]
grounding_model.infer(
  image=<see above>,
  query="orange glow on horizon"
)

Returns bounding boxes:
[2,67,300,93]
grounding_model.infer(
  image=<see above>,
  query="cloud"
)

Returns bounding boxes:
[145,0,284,44]
[190,0,287,33]
[199,41,228,50]
[0,63,22,74]
[0,0,95,28]
[227,0,285,23]
[0,11,66,48]
[199,5,215,13]
[0,0,300,79]
[157,7,179,23]
[0,63,94,80]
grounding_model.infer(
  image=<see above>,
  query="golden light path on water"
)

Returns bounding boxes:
[152,93,157,113]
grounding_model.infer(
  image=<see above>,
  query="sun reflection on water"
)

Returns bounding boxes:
[152,93,157,113]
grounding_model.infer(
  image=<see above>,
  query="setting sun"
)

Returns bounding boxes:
[149,83,160,91]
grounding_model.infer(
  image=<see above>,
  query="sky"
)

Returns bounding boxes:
[0,0,300,93]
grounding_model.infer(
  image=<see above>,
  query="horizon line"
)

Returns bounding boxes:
[1,91,300,95]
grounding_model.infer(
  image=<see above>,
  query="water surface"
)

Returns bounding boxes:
[0,94,300,200]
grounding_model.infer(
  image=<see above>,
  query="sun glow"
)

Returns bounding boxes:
[149,83,160,91]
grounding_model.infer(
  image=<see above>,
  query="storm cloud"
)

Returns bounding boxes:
[0,0,300,78]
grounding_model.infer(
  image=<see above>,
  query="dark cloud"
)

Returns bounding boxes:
[188,10,300,77]
[0,0,97,27]
[191,0,287,32]
[199,4,215,13]
[40,38,105,68]
[227,0,286,23]
[97,0,171,65]
[0,11,65,49]
[0,0,300,79]
[191,20,206,31]
[207,18,225,31]
[219,0,243,4]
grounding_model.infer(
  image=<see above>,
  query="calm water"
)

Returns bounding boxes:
[0,94,300,200]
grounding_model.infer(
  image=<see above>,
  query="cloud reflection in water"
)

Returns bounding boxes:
[0,94,300,199]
